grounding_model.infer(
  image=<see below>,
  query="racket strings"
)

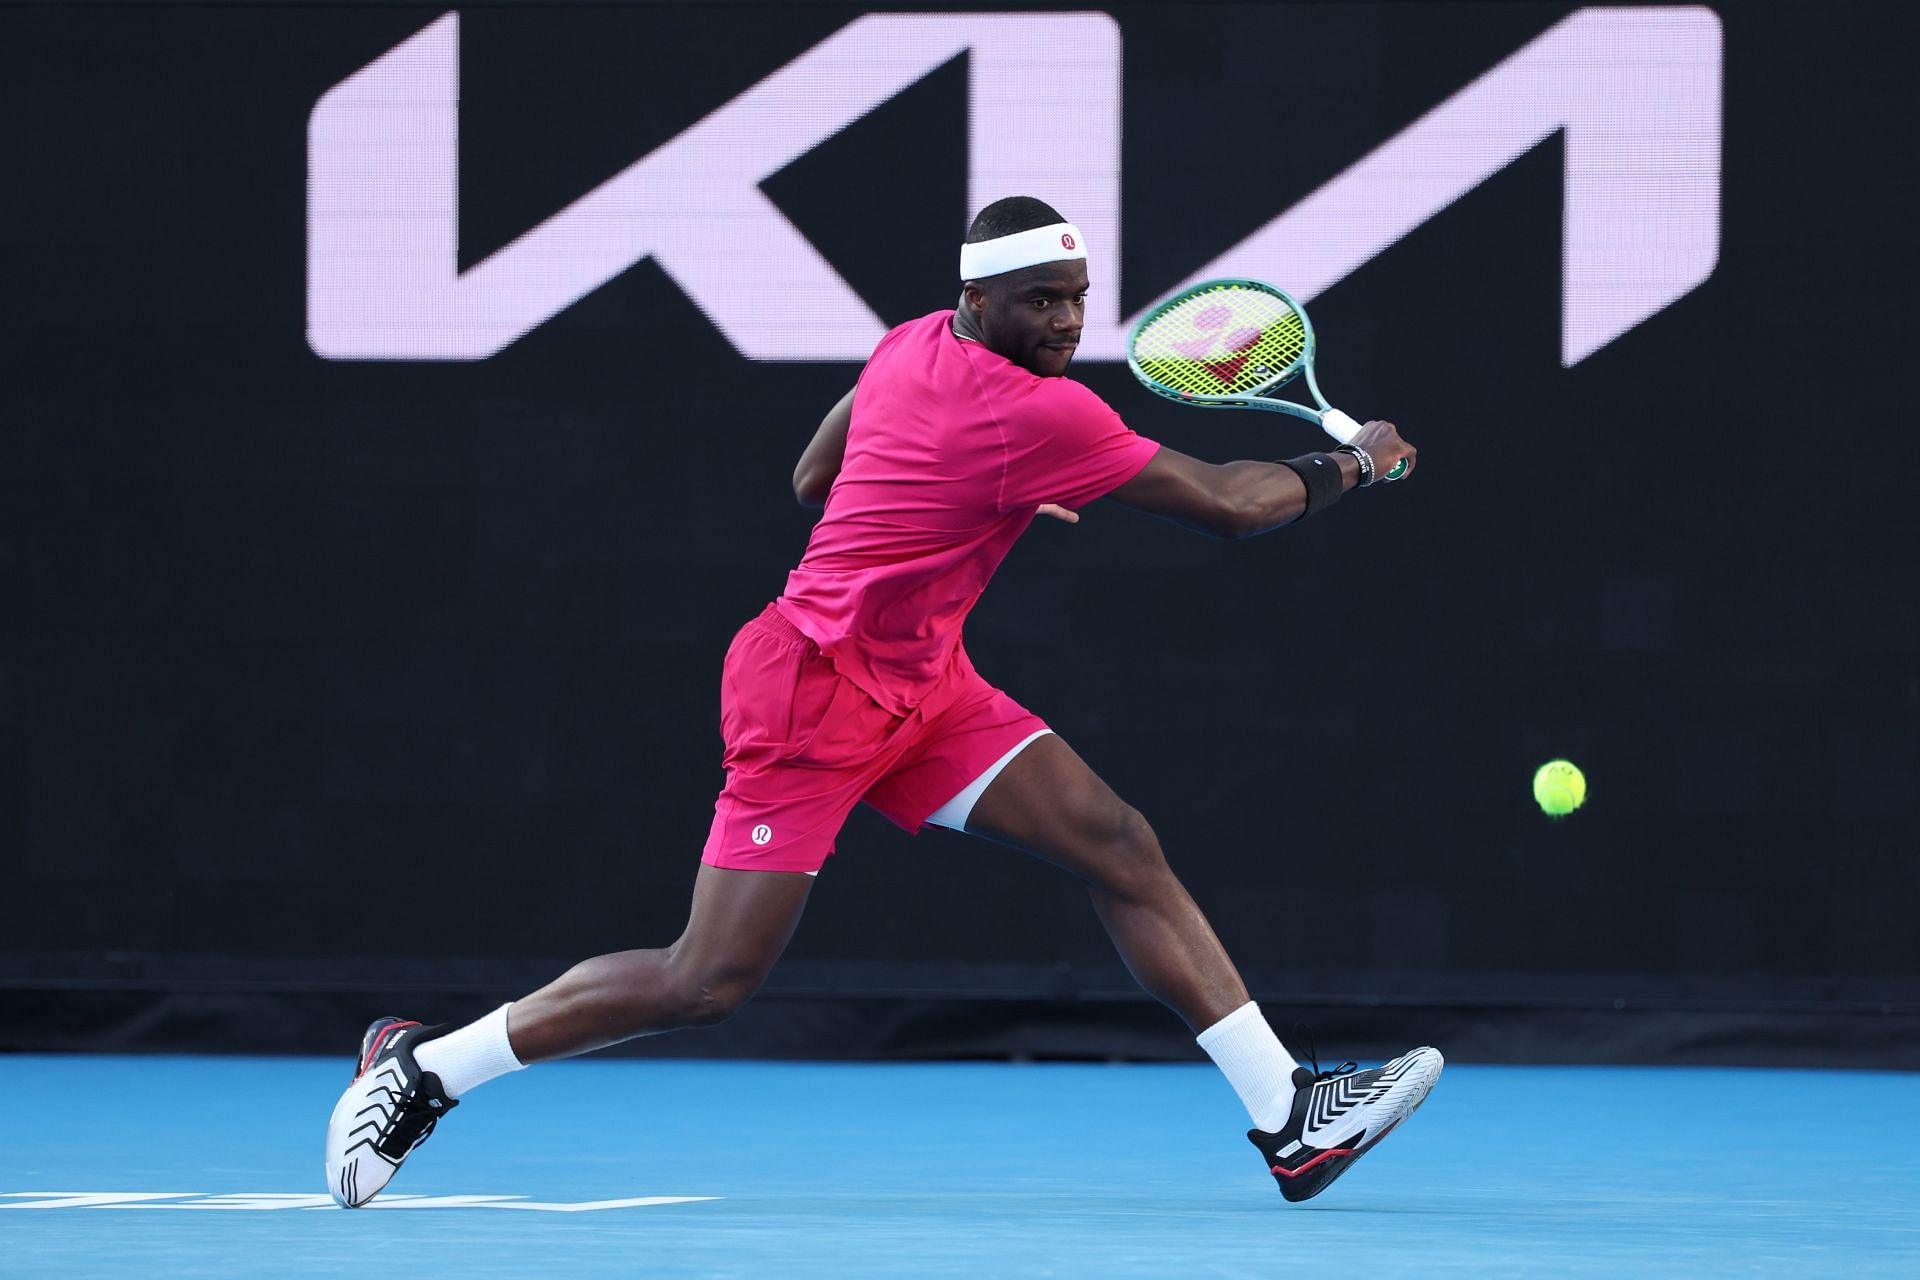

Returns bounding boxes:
[1132,286,1306,396]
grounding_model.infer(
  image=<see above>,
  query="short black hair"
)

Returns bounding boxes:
[965,196,1064,243]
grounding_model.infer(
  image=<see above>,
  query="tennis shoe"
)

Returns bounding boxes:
[324,1016,458,1208]
[1248,1045,1443,1203]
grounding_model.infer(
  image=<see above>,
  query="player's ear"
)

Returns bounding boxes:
[961,283,988,314]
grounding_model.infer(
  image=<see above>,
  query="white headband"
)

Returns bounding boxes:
[959,222,1087,280]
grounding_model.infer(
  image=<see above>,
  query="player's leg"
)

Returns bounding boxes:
[324,864,811,1207]
[417,865,811,1094]
[872,702,1294,1115]
[865,682,1252,1035]
[491,602,858,1066]
[505,864,812,1061]
[946,731,1296,1128]
[959,732,1246,1032]
[326,604,874,1207]
[953,730,1442,1203]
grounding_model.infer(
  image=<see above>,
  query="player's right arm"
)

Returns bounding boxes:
[793,386,856,508]
[1108,418,1410,539]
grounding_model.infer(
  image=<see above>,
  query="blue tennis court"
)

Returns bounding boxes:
[6,1055,1915,1277]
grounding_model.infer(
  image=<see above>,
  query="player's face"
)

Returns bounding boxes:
[969,263,1089,377]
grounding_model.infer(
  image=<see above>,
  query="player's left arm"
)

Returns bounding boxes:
[793,386,855,508]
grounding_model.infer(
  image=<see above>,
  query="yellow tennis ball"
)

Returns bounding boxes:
[1533,759,1587,817]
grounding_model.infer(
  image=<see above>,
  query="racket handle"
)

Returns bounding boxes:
[1319,407,1364,444]
[1321,408,1410,483]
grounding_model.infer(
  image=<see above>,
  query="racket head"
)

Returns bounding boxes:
[1126,278,1318,409]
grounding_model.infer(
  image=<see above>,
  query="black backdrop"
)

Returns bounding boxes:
[3,0,1915,1066]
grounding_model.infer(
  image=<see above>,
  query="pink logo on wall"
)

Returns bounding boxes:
[307,8,1719,366]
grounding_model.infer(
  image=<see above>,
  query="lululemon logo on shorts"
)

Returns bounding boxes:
[751,824,773,845]
[1061,232,1076,250]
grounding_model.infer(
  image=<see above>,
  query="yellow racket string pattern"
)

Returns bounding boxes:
[1131,285,1306,397]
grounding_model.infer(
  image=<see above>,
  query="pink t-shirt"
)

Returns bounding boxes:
[778,310,1160,715]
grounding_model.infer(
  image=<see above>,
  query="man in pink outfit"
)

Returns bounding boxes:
[325,197,1441,1210]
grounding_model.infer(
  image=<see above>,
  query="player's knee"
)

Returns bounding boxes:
[1092,805,1172,897]
[684,985,749,1027]
[662,961,763,1028]
[696,970,765,1026]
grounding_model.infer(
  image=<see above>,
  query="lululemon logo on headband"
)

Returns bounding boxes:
[1061,233,1076,250]
[751,824,773,845]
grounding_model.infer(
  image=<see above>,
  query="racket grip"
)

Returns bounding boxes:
[1322,407,1409,482]
[1319,407,1363,444]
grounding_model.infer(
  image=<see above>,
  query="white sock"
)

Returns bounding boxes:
[414,1003,526,1099]
[1196,1002,1302,1132]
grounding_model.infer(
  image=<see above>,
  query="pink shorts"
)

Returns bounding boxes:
[702,604,1048,874]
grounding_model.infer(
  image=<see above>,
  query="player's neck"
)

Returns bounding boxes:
[949,302,984,345]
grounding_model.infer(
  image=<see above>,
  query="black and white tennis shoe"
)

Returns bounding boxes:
[324,1016,458,1208]
[1248,1045,1443,1203]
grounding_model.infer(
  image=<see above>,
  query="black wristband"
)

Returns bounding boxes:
[1278,452,1345,517]
[1335,443,1375,487]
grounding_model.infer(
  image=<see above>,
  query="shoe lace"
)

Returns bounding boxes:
[375,1083,452,1158]
[1294,1022,1357,1082]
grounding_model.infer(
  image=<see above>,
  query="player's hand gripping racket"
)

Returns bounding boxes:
[1127,278,1408,482]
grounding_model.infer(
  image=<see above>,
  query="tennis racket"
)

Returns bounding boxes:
[1127,278,1407,482]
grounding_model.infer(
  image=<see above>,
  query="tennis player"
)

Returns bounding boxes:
[325,197,1440,1209]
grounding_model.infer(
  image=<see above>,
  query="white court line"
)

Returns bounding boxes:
[1,1190,720,1212]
